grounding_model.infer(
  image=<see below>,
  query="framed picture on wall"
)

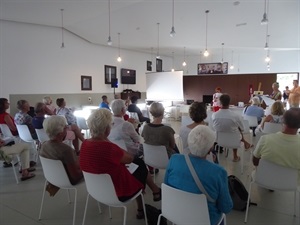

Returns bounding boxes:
[105,65,117,84]
[197,62,228,75]
[81,75,92,90]
[147,61,152,71]
[156,58,162,72]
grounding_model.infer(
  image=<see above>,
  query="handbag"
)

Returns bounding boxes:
[184,154,215,203]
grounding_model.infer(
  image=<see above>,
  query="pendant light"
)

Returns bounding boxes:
[107,0,112,45]
[221,43,224,63]
[117,33,122,62]
[261,0,268,25]
[267,62,270,71]
[171,52,175,72]
[230,51,234,70]
[60,9,65,48]
[182,47,187,66]
[265,49,270,63]
[170,0,176,37]
[203,10,210,57]
[264,23,270,50]
[156,23,160,59]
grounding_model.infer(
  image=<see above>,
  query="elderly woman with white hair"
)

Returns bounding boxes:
[80,109,161,219]
[164,125,233,225]
[108,99,142,156]
[40,116,83,185]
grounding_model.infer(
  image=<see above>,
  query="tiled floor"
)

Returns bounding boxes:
[1,120,299,225]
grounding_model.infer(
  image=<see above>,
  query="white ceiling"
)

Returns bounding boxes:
[1,0,299,57]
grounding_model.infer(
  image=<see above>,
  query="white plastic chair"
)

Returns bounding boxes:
[262,122,282,134]
[142,143,169,183]
[181,115,193,127]
[244,159,298,223]
[16,124,38,161]
[157,183,226,225]
[216,131,245,174]
[35,129,50,143]
[0,124,20,143]
[243,115,259,127]
[82,172,148,225]
[39,156,82,225]
[0,148,19,184]
[76,116,90,138]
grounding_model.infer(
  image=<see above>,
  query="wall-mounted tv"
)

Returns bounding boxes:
[121,68,136,84]
[197,62,228,75]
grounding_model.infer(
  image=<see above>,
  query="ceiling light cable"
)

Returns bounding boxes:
[107,0,112,45]
[60,9,65,48]
[170,0,176,37]
[203,10,209,57]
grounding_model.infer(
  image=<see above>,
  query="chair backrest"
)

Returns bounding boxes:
[0,124,14,138]
[76,117,89,130]
[109,139,127,151]
[16,124,34,142]
[216,132,241,149]
[181,115,193,127]
[142,143,169,169]
[243,115,258,127]
[35,129,50,143]
[242,120,251,134]
[255,159,298,191]
[82,172,121,206]
[39,156,73,188]
[262,122,282,134]
[161,183,210,225]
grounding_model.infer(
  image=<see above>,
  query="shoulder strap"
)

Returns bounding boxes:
[184,154,216,203]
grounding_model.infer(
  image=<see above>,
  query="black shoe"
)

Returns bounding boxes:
[149,169,159,175]
[30,161,36,167]
[3,162,12,168]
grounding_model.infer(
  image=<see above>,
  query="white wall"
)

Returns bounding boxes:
[0,20,172,99]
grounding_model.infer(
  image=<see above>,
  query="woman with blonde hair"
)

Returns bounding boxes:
[260,101,285,129]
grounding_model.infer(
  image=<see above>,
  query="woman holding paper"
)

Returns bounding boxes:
[80,108,161,219]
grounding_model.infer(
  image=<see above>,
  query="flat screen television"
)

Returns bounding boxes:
[121,68,136,84]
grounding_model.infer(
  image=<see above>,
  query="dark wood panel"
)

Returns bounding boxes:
[183,74,277,105]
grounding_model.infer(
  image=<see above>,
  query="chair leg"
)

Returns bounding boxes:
[38,180,48,220]
[67,189,71,203]
[293,191,296,217]
[72,189,77,225]
[157,214,162,225]
[141,193,148,225]
[82,194,89,225]
[123,206,127,225]
[11,159,19,184]
[109,206,112,219]
[97,201,102,214]
[244,182,253,223]
[241,147,244,174]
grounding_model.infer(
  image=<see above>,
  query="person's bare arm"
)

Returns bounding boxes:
[261,115,272,129]
[65,161,83,184]
[252,155,260,166]
[4,115,17,132]
[120,150,134,164]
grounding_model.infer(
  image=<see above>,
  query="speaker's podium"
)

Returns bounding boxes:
[121,89,141,100]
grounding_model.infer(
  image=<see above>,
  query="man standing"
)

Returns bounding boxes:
[288,80,300,108]
[212,94,251,162]
[252,108,300,175]
[99,95,110,110]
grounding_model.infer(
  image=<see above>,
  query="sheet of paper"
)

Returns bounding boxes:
[126,163,139,174]
[261,95,275,106]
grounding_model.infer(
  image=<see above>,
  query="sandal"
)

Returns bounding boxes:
[153,188,162,202]
[136,209,144,219]
[244,142,253,150]
[21,173,35,181]
[19,167,36,173]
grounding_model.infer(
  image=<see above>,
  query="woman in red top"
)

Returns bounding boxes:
[0,98,18,136]
[80,108,161,219]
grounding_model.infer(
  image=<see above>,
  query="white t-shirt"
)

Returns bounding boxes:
[212,109,245,133]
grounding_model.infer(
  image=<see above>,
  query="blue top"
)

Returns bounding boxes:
[164,154,233,225]
[32,116,45,129]
[99,102,110,110]
[243,105,264,123]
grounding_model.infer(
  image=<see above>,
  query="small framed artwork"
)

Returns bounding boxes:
[81,75,92,90]
[105,65,117,84]
[156,58,162,72]
[147,61,152,71]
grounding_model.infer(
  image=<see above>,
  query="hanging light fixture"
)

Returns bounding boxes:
[170,0,176,37]
[267,62,270,71]
[117,33,122,62]
[182,47,187,66]
[203,10,210,57]
[221,43,224,63]
[230,50,234,70]
[261,0,268,25]
[156,23,160,59]
[265,49,270,62]
[107,0,112,45]
[60,9,65,48]
[171,52,175,72]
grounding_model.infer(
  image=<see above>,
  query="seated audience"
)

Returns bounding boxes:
[99,95,110,110]
[179,102,207,154]
[0,139,35,181]
[0,98,18,136]
[128,96,150,123]
[252,108,300,181]
[14,100,37,139]
[40,115,83,185]
[259,101,285,130]
[141,102,177,157]
[212,94,252,162]
[108,99,142,157]
[80,109,161,219]
[164,125,233,225]
[42,96,56,115]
